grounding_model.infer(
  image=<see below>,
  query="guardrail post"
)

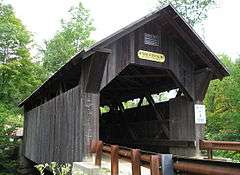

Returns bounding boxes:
[131,149,141,175]
[90,139,97,153]
[95,140,103,166]
[111,145,119,175]
[150,155,160,175]
[161,154,174,175]
[207,149,213,159]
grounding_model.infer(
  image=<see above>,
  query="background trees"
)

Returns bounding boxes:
[42,2,95,74]
[205,55,240,142]
[204,55,240,161]
[157,0,216,26]
[0,3,31,63]
[0,2,95,172]
[0,2,47,173]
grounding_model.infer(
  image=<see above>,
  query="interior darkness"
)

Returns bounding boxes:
[99,64,180,153]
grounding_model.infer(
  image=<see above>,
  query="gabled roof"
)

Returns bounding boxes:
[19,4,229,107]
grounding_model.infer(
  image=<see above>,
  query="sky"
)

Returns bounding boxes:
[6,0,240,60]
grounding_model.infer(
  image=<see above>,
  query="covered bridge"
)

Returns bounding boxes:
[19,5,229,164]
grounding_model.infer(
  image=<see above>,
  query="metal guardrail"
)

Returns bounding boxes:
[90,140,240,175]
[199,140,240,159]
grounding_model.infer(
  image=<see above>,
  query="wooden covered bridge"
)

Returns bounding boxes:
[20,5,229,167]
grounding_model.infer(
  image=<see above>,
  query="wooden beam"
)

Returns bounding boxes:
[137,97,144,108]
[166,70,193,101]
[119,74,168,78]
[104,138,196,148]
[118,76,142,87]
[195,68,213,101]
[85,50,111,93]
[131,149,141,175]
[145,95,170,138]
[95,141,103,166]
[117,102,137,140]
[150,155,161,175]
[111,145,119,175]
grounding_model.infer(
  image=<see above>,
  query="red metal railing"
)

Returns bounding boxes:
[199,140,240,159]
[90,140,240,175]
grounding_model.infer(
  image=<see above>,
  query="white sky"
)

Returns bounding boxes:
[6,0,240,60]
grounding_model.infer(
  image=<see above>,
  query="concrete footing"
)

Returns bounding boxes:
[72,162,103,175]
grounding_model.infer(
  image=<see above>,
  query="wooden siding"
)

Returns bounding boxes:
[24,59,100,163]
[169,96,196,156]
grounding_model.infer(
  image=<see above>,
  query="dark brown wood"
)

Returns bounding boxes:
[85,50,111,93]
[145,95,169,138]
[117,101,137,140]
[169,96,196,157]
[120,74,168,78]
[195,68,213,101]
[162,11,221,77]
[131,149,141,175]
[150,155,160,175]
[111,145,119,175]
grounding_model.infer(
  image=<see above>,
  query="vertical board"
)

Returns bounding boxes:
[23,84,98,163]
[169,96,196,156]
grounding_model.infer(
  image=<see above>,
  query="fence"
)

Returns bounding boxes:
[199,139,240,159]
[90,140,240,175]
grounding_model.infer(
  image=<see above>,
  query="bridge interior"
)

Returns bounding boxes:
[99,64,194,153]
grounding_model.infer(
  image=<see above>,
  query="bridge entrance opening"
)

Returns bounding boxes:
[99,64,194,153]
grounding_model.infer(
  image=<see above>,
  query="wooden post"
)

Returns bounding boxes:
[111,145,119,175]
[131,149,141,175]
[90,140,97,153]
[150,155,160,175]
[95,141,103,166]
[207,149,213,159]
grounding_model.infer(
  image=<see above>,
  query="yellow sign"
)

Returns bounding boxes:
[137,50,165,63]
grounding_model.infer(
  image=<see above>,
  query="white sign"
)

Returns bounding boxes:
[194,104,206,124]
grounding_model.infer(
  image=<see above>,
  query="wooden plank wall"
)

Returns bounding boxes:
[100,34,133,90]
[24,59,100,164]
[169,96,196,156]
[24,85,80,163]
[100,102,169,140]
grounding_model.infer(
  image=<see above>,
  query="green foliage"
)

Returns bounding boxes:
[0,2,48,173]
[0,58,48,106]
[43,2,95,73]
[205,54,240,141]
[35,162,72,175]
[205,54,240,161]
[157,0,216,26]
[0,103,22,174]
[0,58,47,174]
[213,150,240,163]
[0,2,31,63]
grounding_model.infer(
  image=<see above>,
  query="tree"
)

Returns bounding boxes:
[157,0,216,26]
[204,54,240,161]
[0,2,47,172]
[0,57,47,174]
[0,58,48,106]
[0,2,31,63]
[205,54,240,141]
[43,2,95,73]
